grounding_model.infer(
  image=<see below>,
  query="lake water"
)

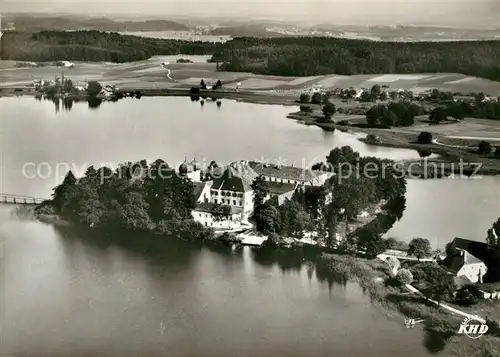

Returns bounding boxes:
[121,31,232,43]
[1,96,498,355]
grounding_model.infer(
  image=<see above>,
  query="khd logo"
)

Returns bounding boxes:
[457,316,489,339]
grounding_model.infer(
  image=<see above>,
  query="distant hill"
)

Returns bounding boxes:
[2,16,190,32]
[210,25,288,38]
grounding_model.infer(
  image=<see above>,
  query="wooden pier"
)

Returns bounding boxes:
[0,194,47,205]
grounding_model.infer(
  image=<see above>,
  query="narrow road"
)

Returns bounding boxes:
[432,138,469,149]
[161,63,175,82]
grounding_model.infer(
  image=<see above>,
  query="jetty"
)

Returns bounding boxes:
[0,194,46,205]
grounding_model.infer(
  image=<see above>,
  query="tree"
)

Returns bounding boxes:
[322,94,330,105]
[326,146,360,169]
[486,218,500,253]
[370,84,381,99]
[357,230,388,258]
[86,81,102,97]
[408,238,432,260]
[311,92,322,104]
[388,101,415,127]
[417,131,433,144]
[420,265,457,302]
[396,268,413,285]
[254,202,279,234]
[299,93,310,103]
[300,105,312,113]
[251,175,268,209]
[477,140,492,155]
[200,79,207,89]
[380,110,397,128]
[379,91,388,101]
[322,102,336,118]
[359,90,373,102]
[366,105,386,127]
[278,199,311,238]
[190,87,200,94]
[63,78,74,93]
[390,91,399,100]
[429,107,447,123]
[216,79,222,88]
[116,192,155,231]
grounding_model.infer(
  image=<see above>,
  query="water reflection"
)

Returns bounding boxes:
[37,95,108,113]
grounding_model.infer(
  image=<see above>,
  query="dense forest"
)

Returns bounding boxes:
[1,31,220,62]
[3,30,500,82]
[211,37,500,81]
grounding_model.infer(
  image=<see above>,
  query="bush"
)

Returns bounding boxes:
[190,87,200,94]
[417,131,433,144]
[477,140,492,155]
[396,268,414,285]
[299,93,310,103]
[311,92,322,104]
[86,81,102,97]
[322,102,336,117]
[299,105,312,113]
[454,285,482,306]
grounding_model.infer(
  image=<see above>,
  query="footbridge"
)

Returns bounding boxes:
[0,194,48,205]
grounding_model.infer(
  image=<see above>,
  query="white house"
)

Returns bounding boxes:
[191,202,245,229]
[190,161,257,229]
[209,161,257,219]
[190,160,333,230]
[443,248,488,284]
[248,161,332,187]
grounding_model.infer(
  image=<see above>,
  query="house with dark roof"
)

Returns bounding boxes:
[208,161,258,219]
[442,237,499,284]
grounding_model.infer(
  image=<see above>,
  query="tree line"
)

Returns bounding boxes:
[211,37,500,81]
[2,31,220,63]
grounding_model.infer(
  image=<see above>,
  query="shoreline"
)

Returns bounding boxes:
[3,86,500,176]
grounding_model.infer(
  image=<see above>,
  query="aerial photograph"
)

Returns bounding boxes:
[0,0,499,356]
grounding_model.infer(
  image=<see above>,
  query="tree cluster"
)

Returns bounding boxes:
[35,160,213,240]
[410,263,457,302]
[366,101,422,128]
[253,146,407,252]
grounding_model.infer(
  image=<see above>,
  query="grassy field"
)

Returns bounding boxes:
[3,56,500,96]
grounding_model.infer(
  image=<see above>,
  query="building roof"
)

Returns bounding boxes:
[194,202,243,215]
[267,182,297,195]
[448,238,493,263]
[442,250,485,274]
[248,161,323,182]
[211,162,258,192]
[193,182,207,202]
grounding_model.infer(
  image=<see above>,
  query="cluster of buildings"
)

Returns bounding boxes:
[178,157,333,230]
